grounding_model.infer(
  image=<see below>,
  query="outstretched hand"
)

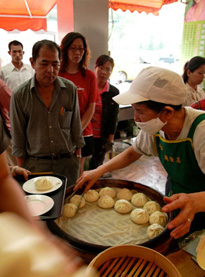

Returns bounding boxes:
[74,168,104,192]
[162,193,197,239]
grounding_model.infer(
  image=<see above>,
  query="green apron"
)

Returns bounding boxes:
[154,114,205,195]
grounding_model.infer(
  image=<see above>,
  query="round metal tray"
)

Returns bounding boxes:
[47,179,174,259]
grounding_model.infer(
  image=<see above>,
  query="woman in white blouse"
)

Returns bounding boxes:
[182,56,205,106]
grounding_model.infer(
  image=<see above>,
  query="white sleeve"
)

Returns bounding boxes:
[132,130,158,156]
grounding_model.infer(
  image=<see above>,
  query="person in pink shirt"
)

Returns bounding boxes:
[90,55,119,169]
[59,32,97,175]
[185,0,205,22]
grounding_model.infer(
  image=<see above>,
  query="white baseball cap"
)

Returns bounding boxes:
[113,67,187,105]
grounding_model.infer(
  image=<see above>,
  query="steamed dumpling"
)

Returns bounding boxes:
[114,199,132,214]
[99,187,116,198]
[147,223,165,239]
[143,201,161,215]
[116,188,133,201]
[84,190,99,202]
[131,192,148,207]
[63,203,77,218]
[34,177,53,191]
[70,195,86,208]
[98,195,115,209]
[130,208,149,224]
[149,211,168,227]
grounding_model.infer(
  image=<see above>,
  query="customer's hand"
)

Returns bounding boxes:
[11,166,31,180]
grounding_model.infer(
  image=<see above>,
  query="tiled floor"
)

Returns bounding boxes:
[105,141,167,195]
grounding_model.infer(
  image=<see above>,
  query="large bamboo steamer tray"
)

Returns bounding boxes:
[47,179,174,262]
[87,244,181,277]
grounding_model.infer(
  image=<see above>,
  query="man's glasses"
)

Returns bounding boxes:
[69,47,86,53]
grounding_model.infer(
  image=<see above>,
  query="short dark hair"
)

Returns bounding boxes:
[182,56,205,83]
[60,32,90,77]
[140,100,182,113]
[32,40,61,61]
[95,55,115,68]
[8,40,23,51]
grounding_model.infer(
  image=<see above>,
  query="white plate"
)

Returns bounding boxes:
[25,195,54,216]
[23,176,62,194]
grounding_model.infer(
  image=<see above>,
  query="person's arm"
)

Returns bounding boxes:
[75,145,142,191]
[9,165,31,180]
[10,88,28,160]
[0,151,34,224]
[162,192,205,239]
[81,102,95,131]
[0,80,11,114]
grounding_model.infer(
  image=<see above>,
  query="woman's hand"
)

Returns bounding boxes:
[162,193,198,239]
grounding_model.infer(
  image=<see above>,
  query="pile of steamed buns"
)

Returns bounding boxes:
[63,187,168,240]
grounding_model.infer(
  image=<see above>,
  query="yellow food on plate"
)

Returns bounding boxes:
[114,199,132,214]
[97,195,115,209]
[147,223,164,239]
[143,201,161,215]
[130,208,149,224]
[131,192,148,207]
[99,187,116,198]
[116,188,133,201]
[84,189,99,202]
[34,177,53,191]
[149,211,168,227]
[63,203,78,218]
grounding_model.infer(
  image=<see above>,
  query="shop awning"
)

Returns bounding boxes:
[109,0,178,15]
[0,0,56,31]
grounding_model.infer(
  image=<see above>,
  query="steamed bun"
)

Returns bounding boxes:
[34,177,53,191]
[84,190,99,202]
[147,223,165,239]
[70,195,86,208]
[130,208,149,224]
[99,187,116,198]
[114,199,132,214]
[63,203,77,218]
[143,201,161,215]
[149,211,168,227]
[98,195,115,209]
[131,192,148,207]
[116,188,133,201]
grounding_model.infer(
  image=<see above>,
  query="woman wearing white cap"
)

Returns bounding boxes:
[75,66,205,239]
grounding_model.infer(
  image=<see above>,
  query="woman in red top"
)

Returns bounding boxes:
[59,32,97,175]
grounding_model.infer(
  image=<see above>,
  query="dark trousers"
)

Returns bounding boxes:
[89,138,106,169]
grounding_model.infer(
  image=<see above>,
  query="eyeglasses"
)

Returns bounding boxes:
[69,47,86,53]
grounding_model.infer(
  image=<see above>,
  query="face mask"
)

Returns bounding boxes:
[135,117,167,135]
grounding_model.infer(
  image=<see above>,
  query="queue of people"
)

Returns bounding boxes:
[0,37,120,185]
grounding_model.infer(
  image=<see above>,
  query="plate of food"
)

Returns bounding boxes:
[23,176,62,194]
[25,195,54,216]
